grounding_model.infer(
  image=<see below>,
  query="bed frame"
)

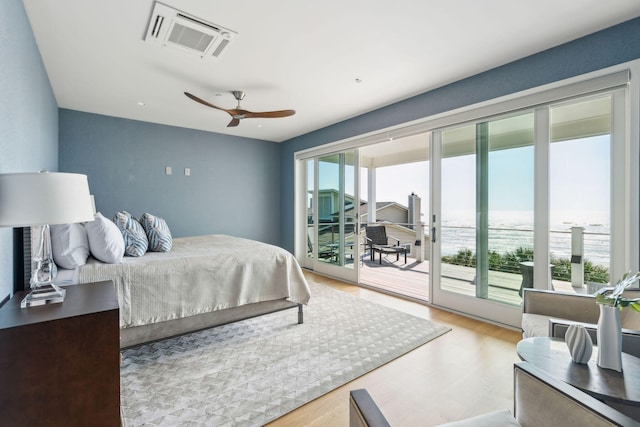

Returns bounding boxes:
[120,300,303,348]
[15,230,305,349]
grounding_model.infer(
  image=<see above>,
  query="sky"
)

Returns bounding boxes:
[316,134,610,228]
[441,135,610,223]
[360,162,429,210]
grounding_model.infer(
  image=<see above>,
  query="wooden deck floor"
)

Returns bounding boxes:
[359,257,429,301]
[359,254,577,304]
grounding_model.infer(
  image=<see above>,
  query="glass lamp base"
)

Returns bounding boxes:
[20,283,66,308]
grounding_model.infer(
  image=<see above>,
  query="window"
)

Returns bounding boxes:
[295,62,639,327]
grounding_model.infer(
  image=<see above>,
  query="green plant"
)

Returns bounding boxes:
[442,249,475,267]
[595,271,640,311]
[442,246,610,284]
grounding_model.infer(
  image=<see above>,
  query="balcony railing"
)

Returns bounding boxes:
[440,225,610,283]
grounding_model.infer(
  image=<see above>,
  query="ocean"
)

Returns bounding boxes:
[440,210,610,266]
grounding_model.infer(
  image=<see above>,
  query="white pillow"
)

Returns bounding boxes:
[50,223,90,269]
[85,212,125,264]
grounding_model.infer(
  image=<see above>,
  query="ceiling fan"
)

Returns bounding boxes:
[184,90,295,127]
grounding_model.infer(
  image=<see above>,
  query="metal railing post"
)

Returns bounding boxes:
[416,222,424,262]
[571,226,585,289]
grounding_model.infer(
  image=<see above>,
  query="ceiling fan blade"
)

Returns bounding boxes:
[186,91,295,127]
[184,92,230,113]
[243,109,296,119]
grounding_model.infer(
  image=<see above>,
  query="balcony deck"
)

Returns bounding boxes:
[359,254,578,304]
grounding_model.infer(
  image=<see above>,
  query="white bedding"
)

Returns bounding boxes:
[76,234,311,328]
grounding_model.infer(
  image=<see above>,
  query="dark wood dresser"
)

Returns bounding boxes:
[0,281,120,426]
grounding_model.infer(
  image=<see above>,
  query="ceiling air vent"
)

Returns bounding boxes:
[144,2,236,60]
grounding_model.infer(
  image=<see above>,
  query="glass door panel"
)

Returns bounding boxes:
[439,124,477,297]
[549,95,611,290]
[304,159,315,268]
[485,113,534,303]
[438,112,534,306]
[313,150,359,282]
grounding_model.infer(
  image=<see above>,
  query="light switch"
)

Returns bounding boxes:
[185,168,191,176]
[165,166,172,175]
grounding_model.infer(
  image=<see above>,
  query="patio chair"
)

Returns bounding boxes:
[308,234,335,260]
[365,225,407,265]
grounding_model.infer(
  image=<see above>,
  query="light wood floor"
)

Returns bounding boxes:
[265,270,522,427]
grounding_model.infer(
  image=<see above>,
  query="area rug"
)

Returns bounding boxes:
[120,280,451,426]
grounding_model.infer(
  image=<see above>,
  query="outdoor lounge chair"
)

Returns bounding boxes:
[308,234,335,260]
[365,225,408,265]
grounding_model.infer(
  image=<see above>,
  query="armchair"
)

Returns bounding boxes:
[349,362,636,426]
[521,288,640,357]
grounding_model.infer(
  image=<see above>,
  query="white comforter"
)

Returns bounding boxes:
[78,234,311,328]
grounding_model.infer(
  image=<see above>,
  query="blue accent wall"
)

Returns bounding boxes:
[58,110,281,244]
[279,17,640,252]
[0,0,58,298]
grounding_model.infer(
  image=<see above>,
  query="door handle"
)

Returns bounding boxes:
[432,227,436,243]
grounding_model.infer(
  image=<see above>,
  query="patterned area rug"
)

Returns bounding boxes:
[120,280,450,426]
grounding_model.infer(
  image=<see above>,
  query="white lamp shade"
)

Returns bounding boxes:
[0,172,95,227]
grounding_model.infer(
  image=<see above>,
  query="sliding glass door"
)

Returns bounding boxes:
[431,90,628,327]
[294,65,637,328]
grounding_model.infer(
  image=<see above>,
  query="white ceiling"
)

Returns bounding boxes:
[22,0,640,143]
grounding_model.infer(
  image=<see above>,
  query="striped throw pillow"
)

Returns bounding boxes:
[140,212,172,252]
[112,211,148,257]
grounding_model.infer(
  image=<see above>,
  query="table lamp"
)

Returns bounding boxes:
[0,172,94,307]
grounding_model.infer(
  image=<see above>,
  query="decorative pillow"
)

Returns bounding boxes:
[140,212,172,252]
[112,211,148,257]
[84,212,125,264]
[50,223,90,269]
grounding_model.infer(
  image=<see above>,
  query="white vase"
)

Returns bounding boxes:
[596,304,623,372]
[565,324,593,364]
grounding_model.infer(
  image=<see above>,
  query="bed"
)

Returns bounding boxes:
[52,233,311,348]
